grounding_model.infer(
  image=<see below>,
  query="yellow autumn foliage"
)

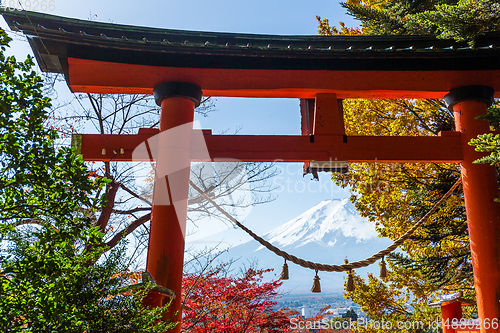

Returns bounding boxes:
[334,99,473,330]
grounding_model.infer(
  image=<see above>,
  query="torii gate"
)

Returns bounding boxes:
[3,10,500,332]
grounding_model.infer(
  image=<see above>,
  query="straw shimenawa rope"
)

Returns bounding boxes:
[189,178,462,273]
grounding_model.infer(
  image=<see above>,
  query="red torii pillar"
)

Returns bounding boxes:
[442,301,464,333]
[430,292,478,332]
[446,86,500,333]
[142,82,202,331]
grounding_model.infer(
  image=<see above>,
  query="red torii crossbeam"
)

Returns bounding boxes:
[73,130,464,163]
[3,10,500,333]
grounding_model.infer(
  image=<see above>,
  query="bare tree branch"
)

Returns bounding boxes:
[119,183,152,206]
[111,207,152,215]
[96,181,120,232]
[106,213,151,249]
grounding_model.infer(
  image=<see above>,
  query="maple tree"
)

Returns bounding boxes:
[181,265,296,333]
[180,259,341,333]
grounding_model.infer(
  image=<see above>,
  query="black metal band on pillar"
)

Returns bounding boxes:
[444,85,495,111]
[153,82,203,107]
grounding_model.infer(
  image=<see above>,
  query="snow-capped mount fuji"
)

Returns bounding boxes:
[220,198,392,293]
[261,198,379,249]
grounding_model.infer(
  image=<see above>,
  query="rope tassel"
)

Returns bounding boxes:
[281,260,289,280]
[380,257,387,279]
[346,270,355,292]
[311,270,321,293]
[345,258,354,292]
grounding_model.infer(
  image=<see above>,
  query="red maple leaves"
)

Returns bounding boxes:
[181,267,298,332]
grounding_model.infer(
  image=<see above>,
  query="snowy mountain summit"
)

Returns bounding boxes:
[261,198,378,250]
[225,198,392,293]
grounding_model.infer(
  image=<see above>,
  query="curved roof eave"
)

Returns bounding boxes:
[2,9,500,98]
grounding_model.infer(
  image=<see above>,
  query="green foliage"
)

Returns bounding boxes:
[0,26,107,228]
[342,309,358,321]
[470,104,500,168]
[476,106,500,129]
[340,0,500,45]
[405,0,500,46]
[0,28,174,332]
[469,133,500,165]
[0,227,174,332]
[341,0,409,35]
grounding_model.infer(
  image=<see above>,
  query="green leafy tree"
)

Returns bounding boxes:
[342,309,358,321]
[404,0,500,46]
[340,0,500,45]
[469,105,500,173]
[0,28,175,332]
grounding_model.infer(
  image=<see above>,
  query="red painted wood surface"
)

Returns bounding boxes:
[143,98,195,333]
[442,302,463,333]
[67,58,500,99]
[312,94,345,136]
[78,131,463,163]
[452,100,500,333]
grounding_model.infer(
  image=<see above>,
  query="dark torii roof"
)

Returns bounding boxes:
[2,10,500,98]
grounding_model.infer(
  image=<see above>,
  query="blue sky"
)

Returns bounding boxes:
[1,1,357,243]
[28,0,358,35]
